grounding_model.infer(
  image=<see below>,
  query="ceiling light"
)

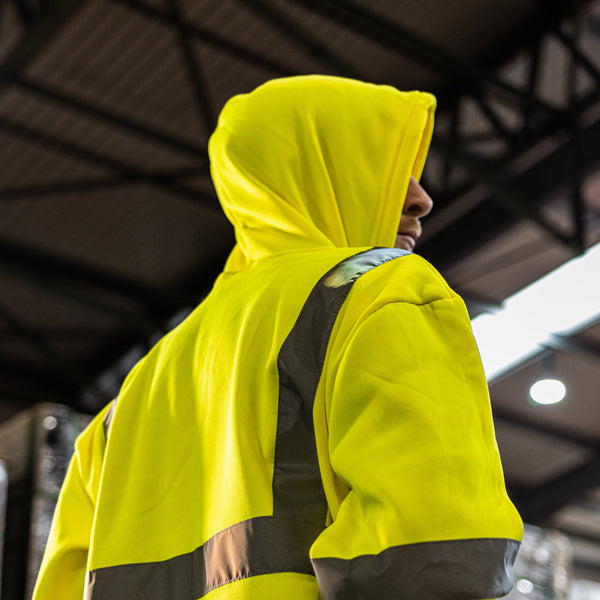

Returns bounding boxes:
[515,578,535,594]
[529,378,566,405]
[470,241,600,382]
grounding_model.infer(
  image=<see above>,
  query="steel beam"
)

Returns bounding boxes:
[0,166,202,200]
[523,39,542,131]
[1,272,166,338]
[547,333,600,362]
[0,0,89,89]
[493,405,600,449]
[112,0,295,77]
[165,0,215,135]
[441,99,460,197]
[432,14,600,217]
[477,328,600,387]
[10,0,36,29]
[420,106,600,268]
[0,235,192,315]
[471,94,514,143]
[237,0,364,79]
[14,76,209,159]
[567,116,587,257]
[287,0,563,119]
[0,116,218,208]
[515,452,600,523]
[457,291,501,318]
[430,134,578,252]
[0,325,116,340]
[553,22,600,89]
[0,299,109,399]
[567,10,587,255]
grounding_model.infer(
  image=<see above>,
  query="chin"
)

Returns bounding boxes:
[394,237,414,251]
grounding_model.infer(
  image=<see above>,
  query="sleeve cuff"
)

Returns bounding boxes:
[311,537,520,600]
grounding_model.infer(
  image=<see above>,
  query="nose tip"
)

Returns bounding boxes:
[403,177,433,218]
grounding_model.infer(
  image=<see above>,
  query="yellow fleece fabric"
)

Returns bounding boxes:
[32,76,521,600]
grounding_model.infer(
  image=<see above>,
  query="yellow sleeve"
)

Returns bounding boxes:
[32,405,109,600]
[310,295,522,599]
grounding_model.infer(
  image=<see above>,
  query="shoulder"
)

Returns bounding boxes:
[323,249,466,364]
[343,249,457,311]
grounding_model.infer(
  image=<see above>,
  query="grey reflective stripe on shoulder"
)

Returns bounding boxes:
[87,516,325,599]
[102,399,117,440]
[312,537,520,600]
[87,247,410,600]
[273,247,410,523]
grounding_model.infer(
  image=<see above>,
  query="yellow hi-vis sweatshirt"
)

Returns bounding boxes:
[33,76,522,600]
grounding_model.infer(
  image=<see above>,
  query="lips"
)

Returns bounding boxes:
[396,230,418,250]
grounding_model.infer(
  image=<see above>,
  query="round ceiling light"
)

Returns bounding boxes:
[529,378,566,405]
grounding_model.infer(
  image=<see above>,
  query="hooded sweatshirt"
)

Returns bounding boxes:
[33,76,522,600]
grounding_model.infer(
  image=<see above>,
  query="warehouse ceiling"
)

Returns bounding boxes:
[1,0,600,583]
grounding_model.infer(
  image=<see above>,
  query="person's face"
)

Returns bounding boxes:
[394,176,433,251]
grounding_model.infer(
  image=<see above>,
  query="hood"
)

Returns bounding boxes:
[209,75,435,272]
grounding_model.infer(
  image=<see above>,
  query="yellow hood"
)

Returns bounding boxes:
[209,76,436,272]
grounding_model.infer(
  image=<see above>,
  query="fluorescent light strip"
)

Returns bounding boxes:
[471,241,600,382]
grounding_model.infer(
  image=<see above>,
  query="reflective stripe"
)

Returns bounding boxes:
[102,399,116,440]
[87,516,325,600]
[312,537,520,600]
[88,247,410,599]
[273,248,410,523]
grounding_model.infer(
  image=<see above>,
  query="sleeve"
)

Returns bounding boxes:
[31,404,110,600]
[310,295,523,600]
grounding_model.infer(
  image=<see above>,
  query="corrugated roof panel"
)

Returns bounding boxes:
[494,420,592,487]
[0,92,108,187]
[491,351,600,441]
[0,184,231,284]
[267,0,434,86]
[438,220,576,302]
[368,0,539,61]
[185,0,336,76]
[28,0,208,143]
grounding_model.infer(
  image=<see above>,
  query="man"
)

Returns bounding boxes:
[33,75,522,600]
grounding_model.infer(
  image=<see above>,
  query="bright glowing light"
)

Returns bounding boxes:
[516,578,535,594]
[471,241,600,381]
[44,415,58,431]
[529,378,566,405]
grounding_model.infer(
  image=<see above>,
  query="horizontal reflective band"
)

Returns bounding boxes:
[88,516,325,600]
[312,537,520,600]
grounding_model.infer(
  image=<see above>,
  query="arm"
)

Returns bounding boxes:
[310,295,522,600]
[32,405,109,600]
